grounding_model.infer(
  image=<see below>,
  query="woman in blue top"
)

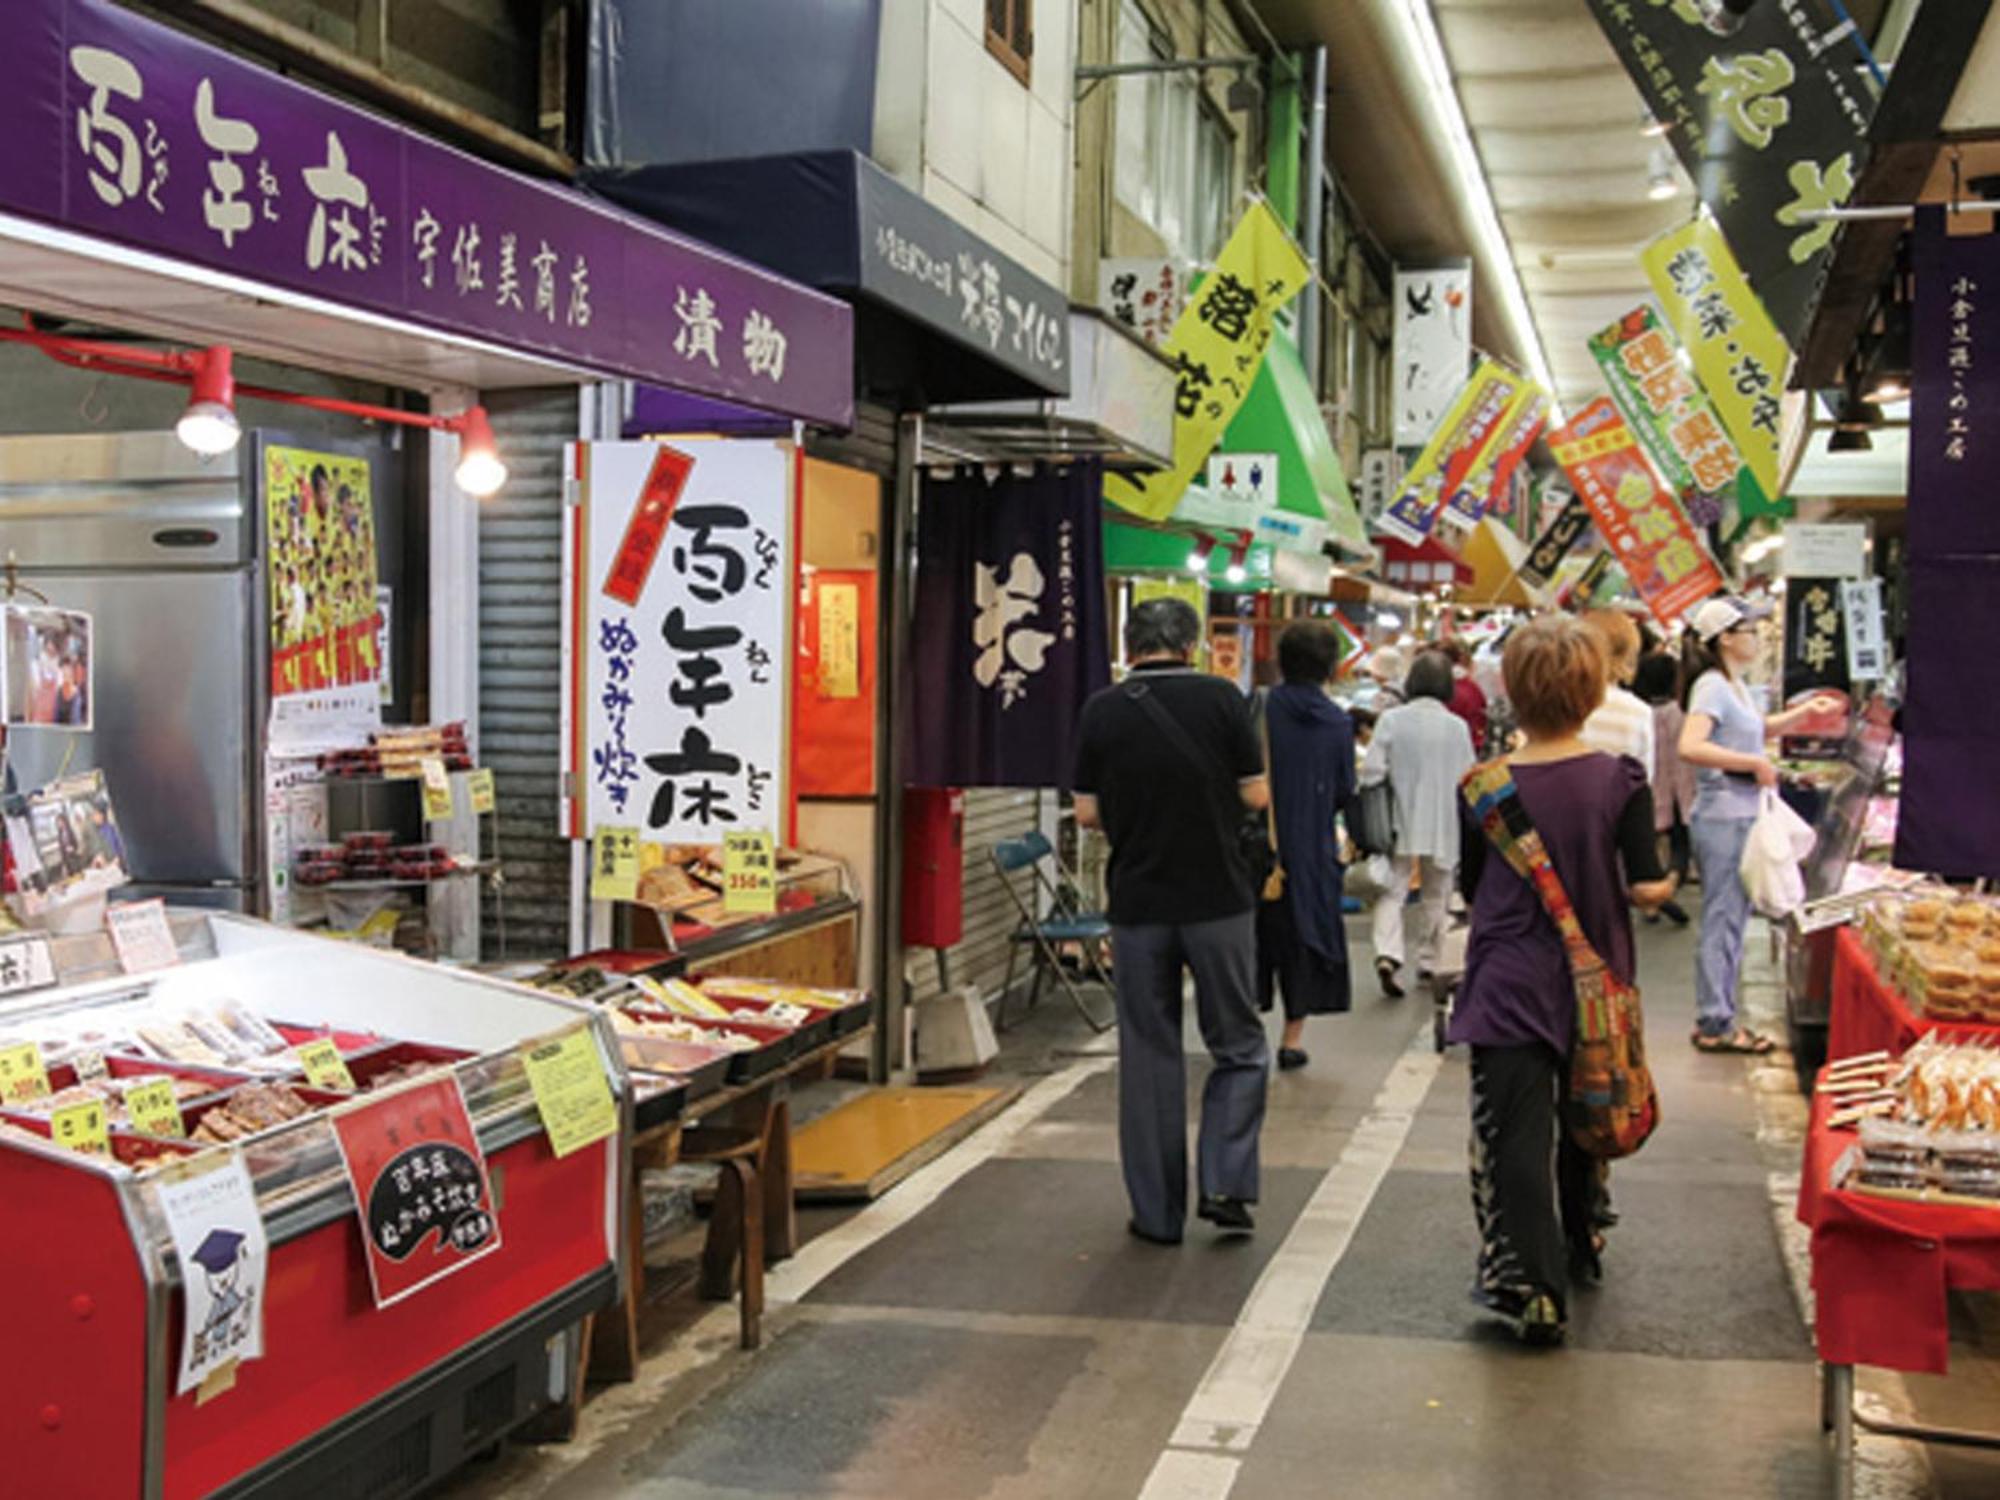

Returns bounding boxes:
[1676,597,1839,1053]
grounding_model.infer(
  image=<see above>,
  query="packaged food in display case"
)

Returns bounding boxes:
[0,912,632,1500]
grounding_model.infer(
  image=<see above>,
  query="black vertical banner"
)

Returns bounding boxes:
[1782,577,1850,699]
[1585,0,1876,343]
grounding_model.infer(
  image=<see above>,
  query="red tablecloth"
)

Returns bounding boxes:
[1827,926,2000,1061]
[1796,1077,2000,1373]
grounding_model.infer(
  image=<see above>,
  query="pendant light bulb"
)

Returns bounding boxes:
[176,345,241,456]
[452,405,508,497]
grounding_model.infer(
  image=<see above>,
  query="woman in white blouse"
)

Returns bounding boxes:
[1361,651,1475,997]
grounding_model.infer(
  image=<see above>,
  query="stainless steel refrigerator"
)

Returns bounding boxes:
[0,429,401,912]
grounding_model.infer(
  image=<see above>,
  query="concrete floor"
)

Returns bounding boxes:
[445,916,2000,1500]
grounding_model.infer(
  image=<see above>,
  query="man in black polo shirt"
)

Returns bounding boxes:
[1074,597,1270,1243]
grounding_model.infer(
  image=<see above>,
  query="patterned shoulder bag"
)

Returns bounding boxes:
[1460,759,1661,1160]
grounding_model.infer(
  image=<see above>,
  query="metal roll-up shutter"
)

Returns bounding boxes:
[906,786,1046,1004]
[478,387,579,960]
[804,401,898,475]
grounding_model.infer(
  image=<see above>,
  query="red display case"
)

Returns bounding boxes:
[0,914,630,1499]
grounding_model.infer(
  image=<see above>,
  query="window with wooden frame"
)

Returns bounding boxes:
[987,0,1034,85]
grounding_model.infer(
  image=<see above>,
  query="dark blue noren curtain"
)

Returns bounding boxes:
[909,462,1111,789]
[1896,208,2000,878]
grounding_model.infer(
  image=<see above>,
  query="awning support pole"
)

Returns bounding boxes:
[871,414,921,1082]
[1300,46,1329,390]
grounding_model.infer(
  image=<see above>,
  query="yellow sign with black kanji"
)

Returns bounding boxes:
[1105,201,1311,522]
[1642,215,1791,505]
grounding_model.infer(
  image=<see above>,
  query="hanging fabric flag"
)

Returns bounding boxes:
[1105,202,1312,522]
[911,461,1112,788]
[1589,306,1753,530]
[1584,0,1874,347]
[1642,218,1791,516]
[1375,360,1527,546]
[1550,397,1723,625]
[1514,493,1592,595]
[1440,386,1548,531]
[1895,205,2000,878]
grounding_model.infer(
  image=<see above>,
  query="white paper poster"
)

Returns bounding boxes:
[1392,266,1472,447]
[107,898,179,974]
[565,439,794,842]
[1784,523,1868,579]
[157,1151,268,1394]
[1098,257,1187,349]
[1841,579,1888,679]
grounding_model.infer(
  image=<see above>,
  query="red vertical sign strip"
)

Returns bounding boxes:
[1550,398,1723,626]
[601,445,695,606]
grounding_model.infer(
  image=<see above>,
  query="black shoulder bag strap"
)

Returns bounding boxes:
[1122,680,1239,790]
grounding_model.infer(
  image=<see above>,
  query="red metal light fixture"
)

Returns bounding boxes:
[176,345,239,456]
[448,403,507,497]
[0,320,508,495]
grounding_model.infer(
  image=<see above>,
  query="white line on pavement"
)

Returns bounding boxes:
[1138,1017,1443,1499]
[764,1054,1119,1305]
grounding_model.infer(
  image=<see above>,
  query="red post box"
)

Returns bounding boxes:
[902,787,966,949]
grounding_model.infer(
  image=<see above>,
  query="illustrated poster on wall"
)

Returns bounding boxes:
[565,439,795,843]
[263,445,384,747]
[0,604,93,730]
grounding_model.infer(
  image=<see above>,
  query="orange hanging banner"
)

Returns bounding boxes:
[1549,397,1723,626]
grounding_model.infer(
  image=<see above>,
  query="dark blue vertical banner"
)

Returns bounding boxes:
[1896,209,2000,877]
[909,462,1111,789]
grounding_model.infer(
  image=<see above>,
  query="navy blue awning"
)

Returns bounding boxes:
[591,150,1071,407]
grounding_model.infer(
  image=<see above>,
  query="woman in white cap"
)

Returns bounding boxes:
[1677,596,1838,1053]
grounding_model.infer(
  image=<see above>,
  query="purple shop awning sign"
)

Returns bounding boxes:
[0,0,853,428]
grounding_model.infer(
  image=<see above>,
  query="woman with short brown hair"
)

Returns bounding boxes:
[1449,615,1678,1346]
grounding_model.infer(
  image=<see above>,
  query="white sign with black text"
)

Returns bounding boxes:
[157,1151,268,1395]
[1841,579,1888,680]
[566,440,794,843]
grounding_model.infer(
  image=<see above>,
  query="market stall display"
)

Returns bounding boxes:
[612,845,864,993]
[0,912,627,1500]
[1830,915,2000,1061]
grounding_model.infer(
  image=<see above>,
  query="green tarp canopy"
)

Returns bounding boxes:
[1219,328,1369,558]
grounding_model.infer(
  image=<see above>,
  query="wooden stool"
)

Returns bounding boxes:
[681,1126,765,1350]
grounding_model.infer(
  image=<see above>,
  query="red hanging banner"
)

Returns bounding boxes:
[1549,397,1723,625]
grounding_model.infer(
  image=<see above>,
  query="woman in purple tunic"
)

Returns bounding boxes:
[1449,617,1679,1346]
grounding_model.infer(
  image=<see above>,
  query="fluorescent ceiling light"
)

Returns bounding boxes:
[1648,146,1678,201]
[1383,0,1562,418]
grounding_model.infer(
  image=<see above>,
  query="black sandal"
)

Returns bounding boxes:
[1690,1028,1773,1055]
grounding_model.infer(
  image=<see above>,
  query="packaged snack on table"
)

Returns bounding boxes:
[1856,1116,1930,1190]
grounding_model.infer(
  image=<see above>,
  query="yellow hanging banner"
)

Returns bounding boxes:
[1105,201,1312,522]
[1641,216,1791,505]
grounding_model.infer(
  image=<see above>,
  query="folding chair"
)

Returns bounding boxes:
[991,831,1115,1034]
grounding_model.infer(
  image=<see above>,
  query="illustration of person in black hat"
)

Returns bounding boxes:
[190,1227,251,1361]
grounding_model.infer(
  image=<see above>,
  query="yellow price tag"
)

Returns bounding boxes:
[467,768,497,815]
[723,829,777,915]
[125,1078,186,1139]
[520,1029,619,1159]
[0,1041,50,1103]
[590,827,640,902]
[419,757,456,822]
[294,1038,356,1091]
[51,1098,108,1155]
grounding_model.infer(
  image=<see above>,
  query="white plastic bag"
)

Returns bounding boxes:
[1740,788,1816,918]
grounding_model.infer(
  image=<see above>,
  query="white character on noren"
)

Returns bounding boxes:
[972,553,1056,710]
